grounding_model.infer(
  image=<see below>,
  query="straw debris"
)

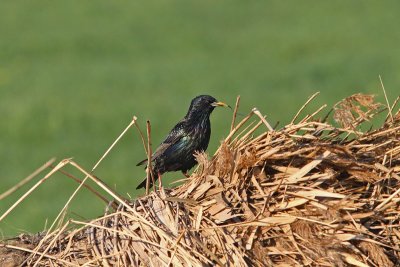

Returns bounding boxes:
[1,93,400,266]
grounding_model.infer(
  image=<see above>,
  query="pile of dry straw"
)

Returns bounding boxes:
[1,93,400,266]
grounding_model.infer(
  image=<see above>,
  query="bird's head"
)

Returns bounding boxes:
[186,95,230,119]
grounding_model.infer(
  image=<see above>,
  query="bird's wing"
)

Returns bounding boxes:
[136,121,186,166]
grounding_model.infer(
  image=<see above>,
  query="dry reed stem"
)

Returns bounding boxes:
[94,116,137,171]
[230,95,241,133]
[379,75,393,123]
[0,158,70,222]
[50,166,109,205]
[145,120,152,195]
[0,158,55,201]
[291,91,320,124]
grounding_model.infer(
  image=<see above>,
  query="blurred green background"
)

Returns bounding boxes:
[1,1,399,237]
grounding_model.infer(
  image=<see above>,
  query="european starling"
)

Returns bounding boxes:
[136,95,229,189]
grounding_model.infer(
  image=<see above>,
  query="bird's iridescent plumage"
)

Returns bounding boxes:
[136,95,227,189]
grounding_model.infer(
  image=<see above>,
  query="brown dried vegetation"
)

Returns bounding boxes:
[1,93,400,266]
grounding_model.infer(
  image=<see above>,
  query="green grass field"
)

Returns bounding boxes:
[1,1,400,237]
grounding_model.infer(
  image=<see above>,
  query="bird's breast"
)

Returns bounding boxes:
[189,122,211,151]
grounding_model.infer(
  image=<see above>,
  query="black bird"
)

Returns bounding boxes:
[136,95,229,189]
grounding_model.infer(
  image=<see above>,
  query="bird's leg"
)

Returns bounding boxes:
[182,171,190,178]
[158,172,163,189]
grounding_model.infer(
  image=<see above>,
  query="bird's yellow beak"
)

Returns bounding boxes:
[212,101,231,109]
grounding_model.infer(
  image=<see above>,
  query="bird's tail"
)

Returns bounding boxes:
[136,171,158,190]
[136,178,148,189]
[136,158,148,166]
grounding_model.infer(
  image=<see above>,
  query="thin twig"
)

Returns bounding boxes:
[0,158,56,201]
[230,95,241,132]
[379,75,393,123]
[49,165,109,205]
[133,117,148,155]
[291,92,320,124]
[252,108,274,131]
[146,120,153,195]
[93,116,137,171]
[0,159,70,222]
